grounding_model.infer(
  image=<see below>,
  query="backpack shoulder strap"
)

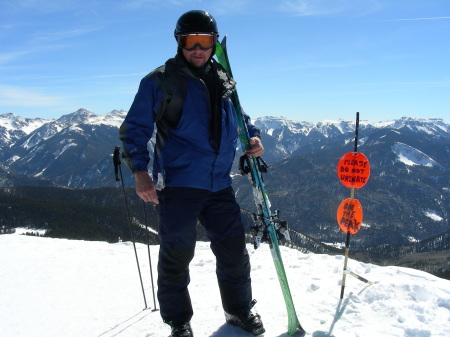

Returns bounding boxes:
[148,58,186,141]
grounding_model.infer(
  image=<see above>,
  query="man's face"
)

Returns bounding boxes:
[182,46,212,68]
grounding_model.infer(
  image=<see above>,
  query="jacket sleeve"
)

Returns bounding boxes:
[119,76,162,173]
[241,110,261,139]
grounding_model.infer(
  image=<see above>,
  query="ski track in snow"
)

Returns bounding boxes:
[0,235,449,337]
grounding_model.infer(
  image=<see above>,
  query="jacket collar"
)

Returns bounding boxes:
[166,55,236,99]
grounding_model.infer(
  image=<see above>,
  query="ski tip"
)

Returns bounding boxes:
[220,35,227,48]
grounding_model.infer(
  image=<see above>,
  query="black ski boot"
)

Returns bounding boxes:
[225,309,265,335]
[170,322,193,337]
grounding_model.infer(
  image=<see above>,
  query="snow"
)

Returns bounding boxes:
[407,236,419,243]
[256,116,313,135]
[424,210,443,222]
[5,155,21,165]
[53,141,77,159]
[14,227,47,236]
[1,234,449,337]
[88,110,127,127]
[319,120,354,134]
[392,143,440,167]
[0,113,48,134]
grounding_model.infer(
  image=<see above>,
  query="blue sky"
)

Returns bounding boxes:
[1,0,449,123]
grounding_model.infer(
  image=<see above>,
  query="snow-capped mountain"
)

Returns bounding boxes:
[0,110,448,259]
[0,109,128,187]
[1,108,125,150]
[0,112,48,149]
[254,116,450,162]
[1,110,448,186]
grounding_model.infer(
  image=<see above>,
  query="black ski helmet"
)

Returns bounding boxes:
[174,10,219,37]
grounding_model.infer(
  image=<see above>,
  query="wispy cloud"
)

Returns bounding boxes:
[0,25,101,66]
[92,72,146,79]
[277,0,389,17]
[278,0,357,16]
[0,51,30,65]
[31,26,102,42]
[121,0,158,9]
[386,16,450,21]
[355,80,450,92]
[375,80,450,88]
[0,85,65,107]
[119,0,249,15]
[0,0,80,16]
[280,60,367,72]
[0,42,69,66]
[120,0,185,10]
[208,0,255,15]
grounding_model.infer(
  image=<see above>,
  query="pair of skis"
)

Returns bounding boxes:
[216,36,305,336]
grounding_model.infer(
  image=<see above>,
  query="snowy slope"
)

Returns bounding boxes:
[392,142,441,167]
[0,112,48,134]
[1,234,449,337]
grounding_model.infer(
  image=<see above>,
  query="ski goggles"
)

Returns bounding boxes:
[177,33,217,51]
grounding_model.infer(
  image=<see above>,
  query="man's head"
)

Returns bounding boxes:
[174,10,219,68]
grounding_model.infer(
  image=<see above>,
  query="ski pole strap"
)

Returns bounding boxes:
[257,156,268,173]
[238,155,268,176]
[238,155,250,175]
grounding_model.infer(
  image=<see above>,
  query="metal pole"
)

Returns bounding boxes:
[340,113,359,299]
[114,146,148,309]
[340,223,351,299]
[142,202,158,311]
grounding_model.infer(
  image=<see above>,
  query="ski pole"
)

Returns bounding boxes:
[113,146,148,310]
[142,201,158,311]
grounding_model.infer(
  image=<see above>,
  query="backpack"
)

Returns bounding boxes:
[149,58,187,142]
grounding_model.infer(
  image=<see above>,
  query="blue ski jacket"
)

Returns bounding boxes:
[119,55,260,192]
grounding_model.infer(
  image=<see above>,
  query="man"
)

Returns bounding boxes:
[119,10,265,337]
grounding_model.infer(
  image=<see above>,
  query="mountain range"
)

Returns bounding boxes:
[0,109,449,278]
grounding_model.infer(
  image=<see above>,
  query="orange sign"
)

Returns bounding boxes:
[337,152,370,189]
[337,198,363,234]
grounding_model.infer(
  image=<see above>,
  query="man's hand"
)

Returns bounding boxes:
[245,137,265,157]
[134,171,159,204]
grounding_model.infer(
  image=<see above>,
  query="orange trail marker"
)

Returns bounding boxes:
[337,198,363,234]
[337,152,370,189]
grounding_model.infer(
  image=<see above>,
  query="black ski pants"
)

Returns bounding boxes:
[156,186,252,325]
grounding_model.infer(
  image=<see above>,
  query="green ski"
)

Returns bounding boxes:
[216,36,306,336]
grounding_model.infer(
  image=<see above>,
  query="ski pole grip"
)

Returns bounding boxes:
[113,146,121,181]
